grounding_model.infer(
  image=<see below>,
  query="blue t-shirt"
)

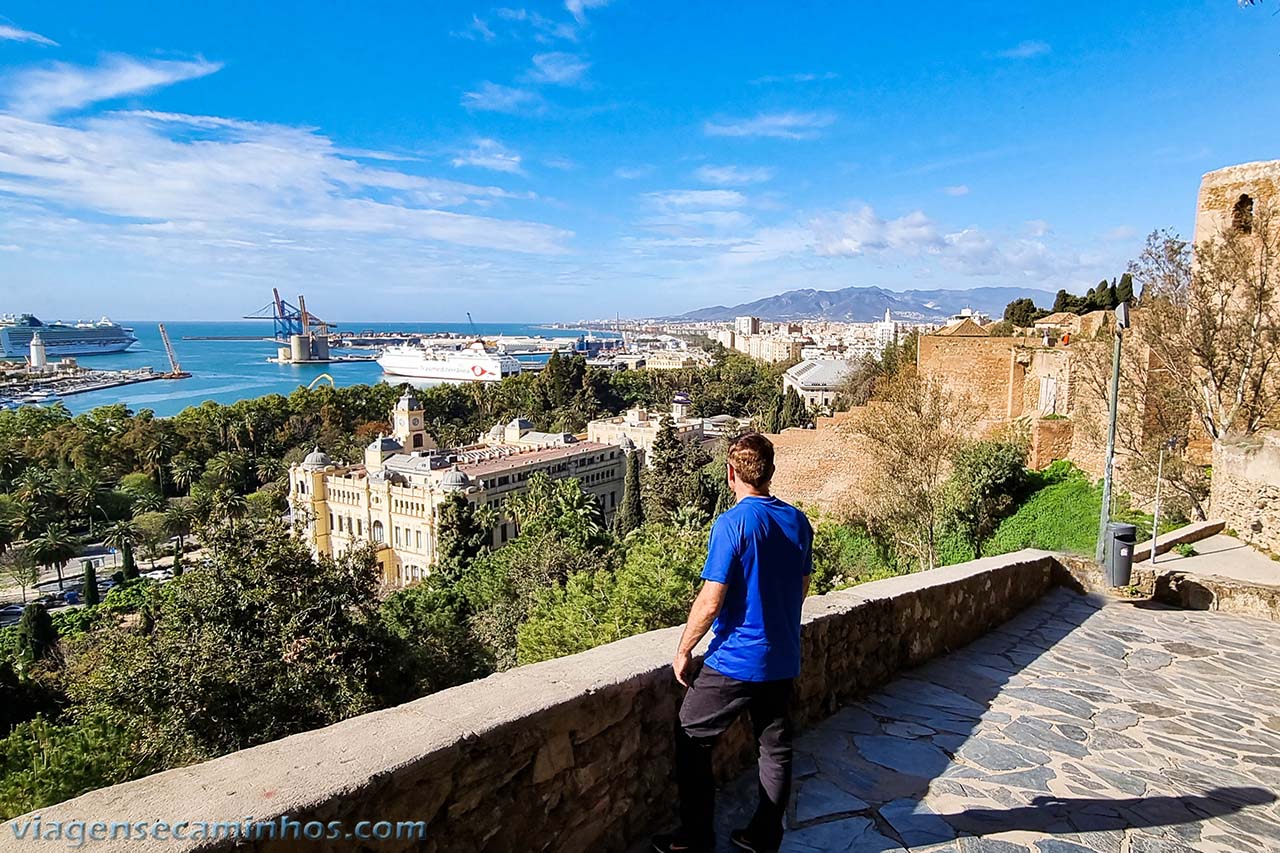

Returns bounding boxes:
[701,495,813,682]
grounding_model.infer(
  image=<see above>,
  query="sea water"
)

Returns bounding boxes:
[56,321,614,417]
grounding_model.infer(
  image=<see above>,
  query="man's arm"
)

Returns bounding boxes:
[672,580,728,687]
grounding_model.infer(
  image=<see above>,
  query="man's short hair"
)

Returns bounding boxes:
[728,432,775,488]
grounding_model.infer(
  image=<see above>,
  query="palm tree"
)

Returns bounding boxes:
[130,490,167,516]
[0,446,23,488]
[206,452,247,491]
[254,456,285,487]
[13,467,53,509]
[141,436,173,494]
[210,488,249,532]
[27,523,79,591]
[9,498,47,543]
[66,472,106,536]
[103,519,139,579]
[172,457,203,495]
[164,501,196,554]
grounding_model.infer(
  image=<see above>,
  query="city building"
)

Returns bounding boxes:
[289,390,625,587]
[783,359,858,410]
[644,350,703,370]
[735,316,761,336]
[586,396,705,461]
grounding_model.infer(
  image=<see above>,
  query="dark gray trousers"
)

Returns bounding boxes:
[675,665,794,847]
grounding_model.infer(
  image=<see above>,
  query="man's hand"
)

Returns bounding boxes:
[673,649,694,687]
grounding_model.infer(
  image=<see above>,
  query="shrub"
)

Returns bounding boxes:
[1173,543,1199,557]
[811,519,909,591]
[982,472,1102,557]
[0,714,146,820]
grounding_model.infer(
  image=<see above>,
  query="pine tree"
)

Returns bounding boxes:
[16,603,55,664]
[436,493,493,583]
[81,560,99,606]
[644,417,688,524]
[1116,272,1134,304]
[615,451,644,536]
[121,540,138,580]
[781,387,806,430]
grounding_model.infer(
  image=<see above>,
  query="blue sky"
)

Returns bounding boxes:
[0,1,1275,321]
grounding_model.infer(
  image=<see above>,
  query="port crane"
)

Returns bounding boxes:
[243,288,329,341]
[157,324,191,378]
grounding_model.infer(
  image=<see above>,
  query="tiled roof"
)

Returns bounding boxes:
[459,441,618,477]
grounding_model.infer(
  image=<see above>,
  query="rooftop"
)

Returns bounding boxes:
[458,440,617,477]
[785,358,858,388]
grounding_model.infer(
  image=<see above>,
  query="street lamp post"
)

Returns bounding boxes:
[1096,302,1131,565]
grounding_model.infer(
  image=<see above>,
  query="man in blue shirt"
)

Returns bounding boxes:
[653,433,813,853]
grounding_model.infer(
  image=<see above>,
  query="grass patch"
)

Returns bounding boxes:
[982,468,1102,557]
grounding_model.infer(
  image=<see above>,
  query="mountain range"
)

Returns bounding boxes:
[674,285,1055,323]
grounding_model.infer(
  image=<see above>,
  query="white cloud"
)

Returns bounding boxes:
[750,72,838,85]
[454,15,496,41]
[4,55,221,117]
[1025,219,1052,237]
[565,0,612,23]
[614,165,654,180]
[942,184,970,196]
[695,165,774,186]
[0,24,57,46]
[0,243,20,251]
[524,52,589,86]
[704,111,835,140]
[452,138,524,174]
[0,109,570,256]
[495,8,579,42]
[812,207,942,257]
[647,190,746,208]
[997,40,1051,59]
[460,81,542,114]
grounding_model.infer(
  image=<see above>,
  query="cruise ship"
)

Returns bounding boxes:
[0,314,138,358]
[377,341,522,382]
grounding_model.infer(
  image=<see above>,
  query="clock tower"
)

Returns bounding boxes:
[392,389,434,451]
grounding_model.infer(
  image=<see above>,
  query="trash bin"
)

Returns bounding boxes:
[1105,522,1137,587]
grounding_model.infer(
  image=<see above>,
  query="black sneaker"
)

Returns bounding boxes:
[652,832,712,853]
[729,828,779,853]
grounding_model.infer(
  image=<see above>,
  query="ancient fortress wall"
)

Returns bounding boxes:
[1212,432,1280,556]
[1194,160,1280,244]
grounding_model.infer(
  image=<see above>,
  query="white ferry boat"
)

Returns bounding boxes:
[1,314,137,357]
[376,341,522,382]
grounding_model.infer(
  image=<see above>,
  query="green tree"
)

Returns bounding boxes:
[379,575,488,695]
[170,547,183,577]
[0,547,38,604]
[0,714,147,820]
[132,511,171,569]
[780,386,807,430]
[434,493,495,583]
[103,520,138,580]
[644,418,693,525]
[16,603,55,665]
[516,521,707,664]
[945,436,1031,551]
[614,450,644,536]
[1003,297,1046,327]
[64,518,402,768]
[81,560,100,607]
[27,523,78,591]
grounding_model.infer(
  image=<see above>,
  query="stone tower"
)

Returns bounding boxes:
[392,389,434,451]
[1194,160,1280,245]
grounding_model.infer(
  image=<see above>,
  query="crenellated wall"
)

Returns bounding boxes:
[4,551,1061,853]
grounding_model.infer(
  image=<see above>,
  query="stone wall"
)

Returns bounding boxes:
[1212,432,1280,555]
[1029,417,1074,469]
[1194,160,1280,243]
[6,552,1059,853]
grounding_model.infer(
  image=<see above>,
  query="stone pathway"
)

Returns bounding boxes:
[1144,534,1280,587]
[714,587,1280,852]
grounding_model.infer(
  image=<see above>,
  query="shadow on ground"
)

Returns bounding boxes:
[701,586,1280,853]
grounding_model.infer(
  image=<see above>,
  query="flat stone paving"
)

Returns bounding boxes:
[714,587,1280,852]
